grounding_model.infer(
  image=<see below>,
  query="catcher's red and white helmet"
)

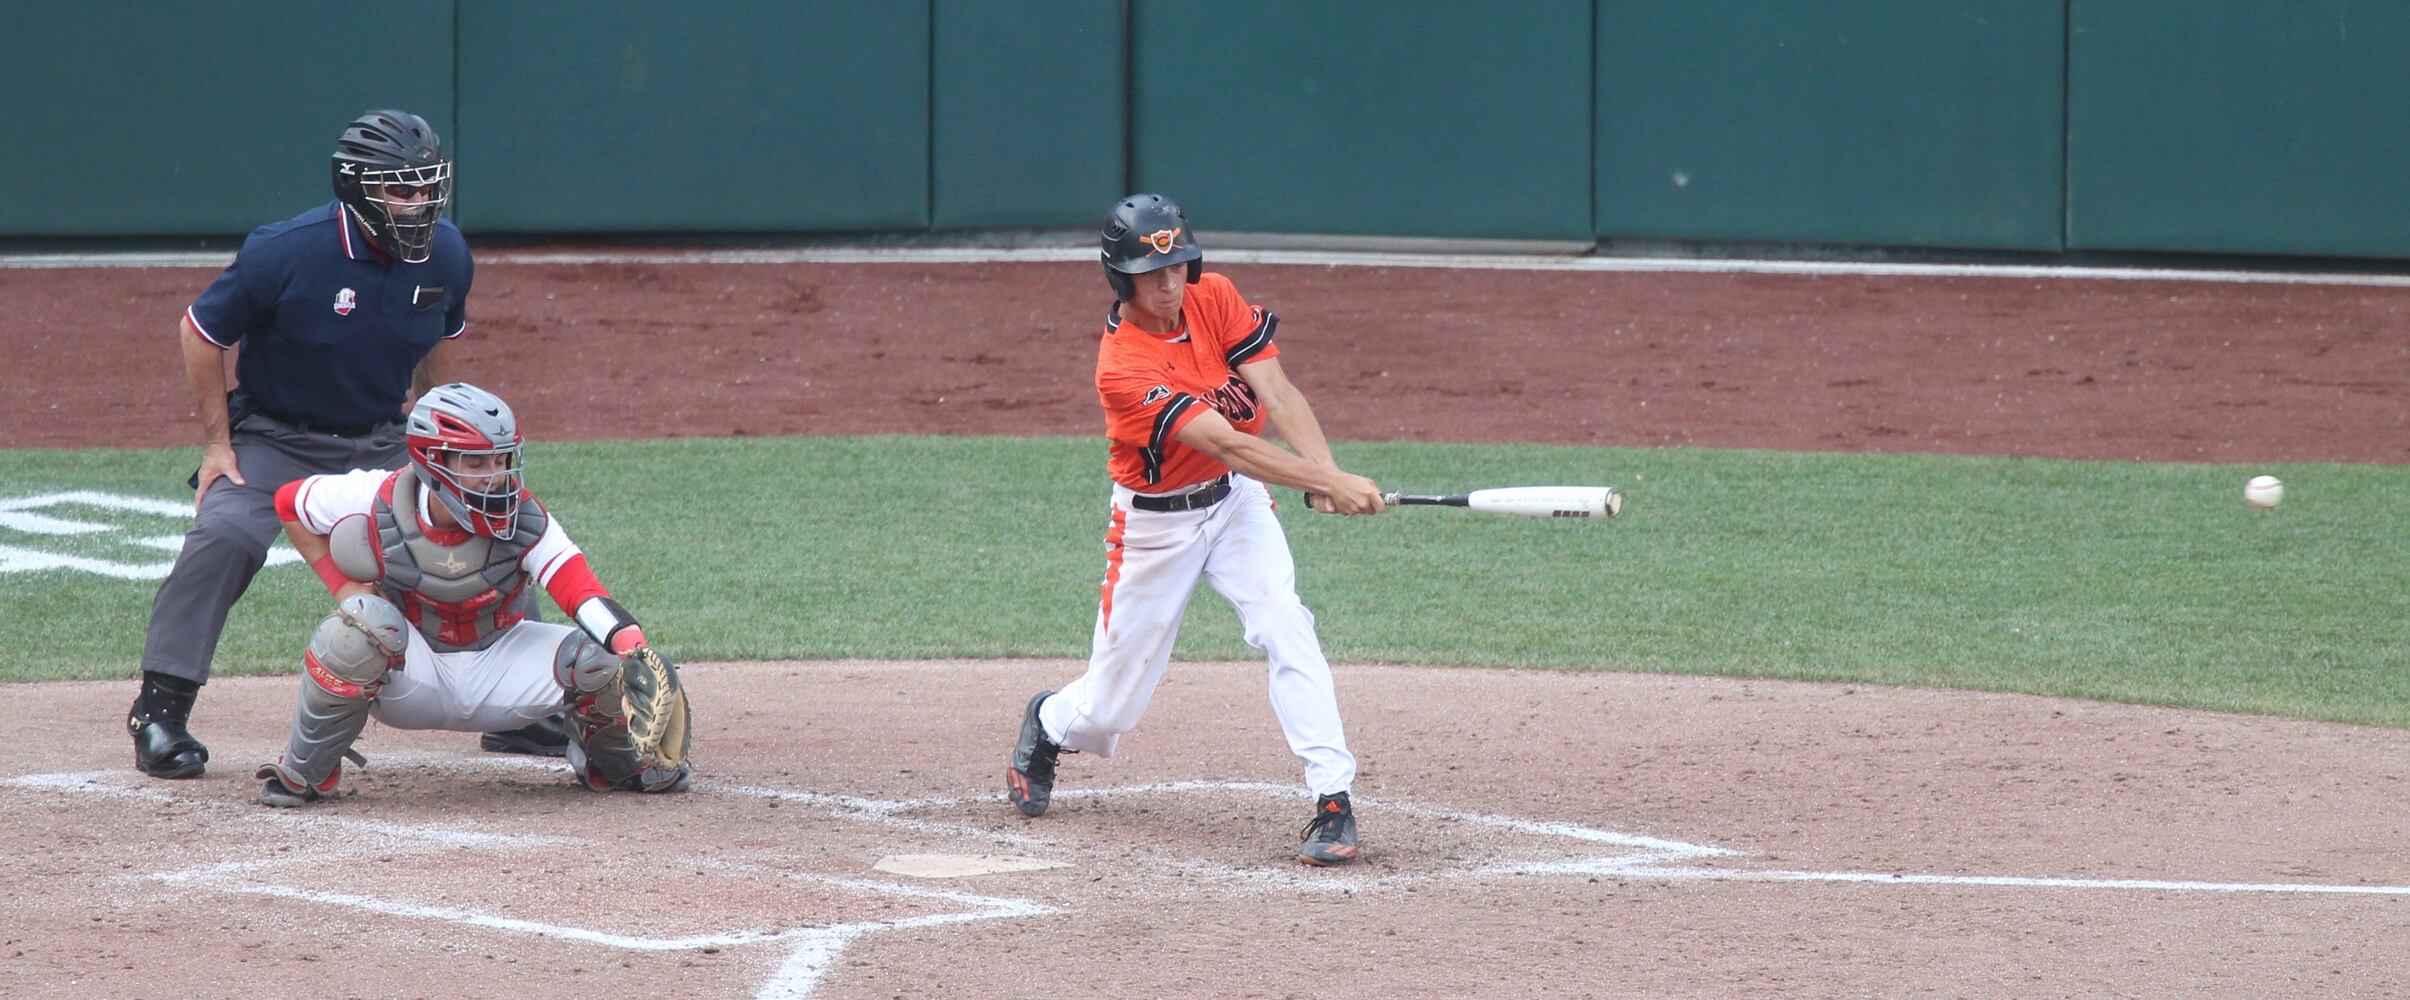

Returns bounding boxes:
[405,383,524,538]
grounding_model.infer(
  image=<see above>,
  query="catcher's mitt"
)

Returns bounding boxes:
[620,645,692,778]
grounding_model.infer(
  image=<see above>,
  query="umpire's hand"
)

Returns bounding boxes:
[194,442,246,506]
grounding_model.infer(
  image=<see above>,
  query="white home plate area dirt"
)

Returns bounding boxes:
[6,660,2407,998]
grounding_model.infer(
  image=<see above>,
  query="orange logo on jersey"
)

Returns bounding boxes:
[1140,228,1183,255]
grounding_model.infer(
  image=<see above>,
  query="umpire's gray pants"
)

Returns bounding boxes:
[140,416,405,684]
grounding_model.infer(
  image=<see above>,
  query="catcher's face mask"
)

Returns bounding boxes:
[419,439,522,538]
[405,383,525,539]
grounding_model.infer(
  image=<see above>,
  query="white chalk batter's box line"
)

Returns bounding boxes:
[17,756,2410,903]
[5,768,1053,1000]
[13,760,2410,999]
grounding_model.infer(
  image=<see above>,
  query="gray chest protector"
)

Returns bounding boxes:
[361,467,550,652]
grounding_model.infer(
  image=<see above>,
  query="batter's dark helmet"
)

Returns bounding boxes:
[332,110,452,264]
[1101,193,1201,300]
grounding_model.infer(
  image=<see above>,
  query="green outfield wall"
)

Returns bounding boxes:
[2066,0,2410,258]
[1594,1,2065,251]
[5,2,2407,259]
[0,4,453,237]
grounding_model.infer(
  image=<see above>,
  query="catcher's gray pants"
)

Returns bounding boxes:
[140,416,406,684]
[371,621,576,733]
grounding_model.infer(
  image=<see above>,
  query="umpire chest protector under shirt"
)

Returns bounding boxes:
[186,201,472,432]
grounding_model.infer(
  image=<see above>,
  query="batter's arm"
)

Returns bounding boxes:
[1174,410,1385,515]
[1237,357,1339,469]
[180,314,245,502]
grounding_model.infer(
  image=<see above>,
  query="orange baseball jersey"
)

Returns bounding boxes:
[1096,272,1281,491]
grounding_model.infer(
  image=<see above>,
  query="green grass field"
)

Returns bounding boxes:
[5,436,2404,725]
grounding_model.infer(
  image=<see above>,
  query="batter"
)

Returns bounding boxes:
[1005,194,1386,866]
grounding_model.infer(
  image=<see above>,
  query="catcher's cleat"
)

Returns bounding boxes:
[1006,690,1066,817]
[256,760,347,808]
[580,758,692,794]
[128,706,208,780]
[480,713,570,757]
[1297,791,1360,867]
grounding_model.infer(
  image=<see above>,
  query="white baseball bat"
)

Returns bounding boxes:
[1310,486,1622,518]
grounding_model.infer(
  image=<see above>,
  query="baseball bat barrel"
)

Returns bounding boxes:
[1305,486,1621,518]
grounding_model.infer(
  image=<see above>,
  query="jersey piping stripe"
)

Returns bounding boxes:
[185,306,234,348]
[533,544,577,586]
[1098,506,1128,631]
[1140,394,1198,486]
[296,476,323,533]
[1224,309,1277,366]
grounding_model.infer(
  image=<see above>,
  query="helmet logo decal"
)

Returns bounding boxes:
[333,288,357,316]
[1140,228,1183,255]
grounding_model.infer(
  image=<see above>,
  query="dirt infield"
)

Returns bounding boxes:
[7,258,2410,997]
[9,663,2410,999]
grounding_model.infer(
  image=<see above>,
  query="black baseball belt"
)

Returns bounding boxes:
[1130,474,1232,512]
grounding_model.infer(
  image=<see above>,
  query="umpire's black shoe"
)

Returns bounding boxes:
[480,713,571,757]
[1006,690,1066,817]
[128,705,208,779]
[1298,791,1360,867]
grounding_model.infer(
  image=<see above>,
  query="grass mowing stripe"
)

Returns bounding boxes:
[4,437,2404,726]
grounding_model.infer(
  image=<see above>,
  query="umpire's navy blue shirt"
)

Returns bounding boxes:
[186,201,472,432]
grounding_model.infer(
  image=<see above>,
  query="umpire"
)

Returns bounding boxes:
[129,109,562,779]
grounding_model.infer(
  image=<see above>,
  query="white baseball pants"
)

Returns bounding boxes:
[371,621,574,733]
[1040,474,1357,796]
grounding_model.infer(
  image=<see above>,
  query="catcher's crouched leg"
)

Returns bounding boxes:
[553,633,692,793]
[256,594,406,806]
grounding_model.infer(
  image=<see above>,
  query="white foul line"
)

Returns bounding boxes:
[1667,866,2410,896]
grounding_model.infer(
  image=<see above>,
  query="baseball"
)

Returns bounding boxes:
[2244,475,2284,509]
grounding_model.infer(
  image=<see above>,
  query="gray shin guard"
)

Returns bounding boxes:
[260,596,406,792]
[553,632,641,789]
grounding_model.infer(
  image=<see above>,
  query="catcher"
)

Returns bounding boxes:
[253,382,691,806]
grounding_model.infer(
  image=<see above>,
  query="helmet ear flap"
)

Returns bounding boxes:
[1105,266,1136,302]
[1185,260,1201,285]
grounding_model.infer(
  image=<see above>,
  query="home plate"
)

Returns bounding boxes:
[872,854,1069,879]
